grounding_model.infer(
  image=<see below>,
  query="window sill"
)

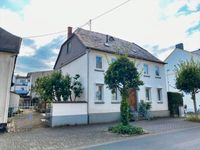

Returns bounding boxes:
[95,69,104,72]
[145,100,151,102]
[155,76,161,79]
[111,101,121,104]
[157,101,163,104]
[144,75,150,77]
[95,101,105,104]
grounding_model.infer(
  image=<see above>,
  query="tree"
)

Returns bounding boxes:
[175,59,200,113]
[34,72,83,111]
[105,55,143,125]
[34,75,54,111]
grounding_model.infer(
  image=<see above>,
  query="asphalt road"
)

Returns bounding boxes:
[83,126,200,150]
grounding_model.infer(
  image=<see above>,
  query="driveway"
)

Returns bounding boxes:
[83,126,200,150]
[0,118,199,150]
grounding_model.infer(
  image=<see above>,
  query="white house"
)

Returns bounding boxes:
[53,27,169,125]
[12,75,29,96]
[165,43,200,112]
[0,27,22,130]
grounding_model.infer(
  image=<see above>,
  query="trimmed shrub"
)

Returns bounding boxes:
[108,124,144,135]
[138,100,152,119]
[167,92,183,116]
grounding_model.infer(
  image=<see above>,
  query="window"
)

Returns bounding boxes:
[145,88,151,101]
[66,42,71,54]
[112,89,118,101]
[96,84,103,101]
[96,56,102,69]
[157,88,162,101]
[143,64,149,75]
[155,66,160,76]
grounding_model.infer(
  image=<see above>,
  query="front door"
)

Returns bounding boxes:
[128,88,137,111]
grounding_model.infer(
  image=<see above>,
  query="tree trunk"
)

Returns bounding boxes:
[120,90,129,126]
[192,92,197,113]
[44,102,47,113]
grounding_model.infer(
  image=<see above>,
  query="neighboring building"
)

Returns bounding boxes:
[165,43,200,112]
[0,27,22,130]
[54,27,169,124]
[27,70,53,99]
[13,75,29,96]
[12,75,31,107]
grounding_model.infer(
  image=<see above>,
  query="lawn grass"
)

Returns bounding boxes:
[186,114,200,122]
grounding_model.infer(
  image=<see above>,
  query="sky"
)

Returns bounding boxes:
[0,0,199,76]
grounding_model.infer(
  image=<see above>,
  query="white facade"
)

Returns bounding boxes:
[0,52,16,124]
[61,49,169,121]
[9,92,20,112]
[165,48,200,112]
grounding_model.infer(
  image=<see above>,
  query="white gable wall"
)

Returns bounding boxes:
[0,52,16,123]
[61,54,88,101]
[165,48,200,112]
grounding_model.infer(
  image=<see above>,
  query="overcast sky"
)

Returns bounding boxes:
[0,0,199,75]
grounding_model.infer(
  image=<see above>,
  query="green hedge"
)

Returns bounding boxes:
[167,92,183,116]
[108,124,144,135]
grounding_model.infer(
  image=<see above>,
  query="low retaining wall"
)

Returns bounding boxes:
[50,102,88,127]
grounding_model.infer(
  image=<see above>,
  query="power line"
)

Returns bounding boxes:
[77,0,132,30]
[92,0,131,21]
[22,0,132,39]
[23,30,66,39]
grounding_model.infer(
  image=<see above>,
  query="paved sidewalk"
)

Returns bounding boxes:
[0,118,199,150]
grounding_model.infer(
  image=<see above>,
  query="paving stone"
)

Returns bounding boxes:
[0,118,199,150]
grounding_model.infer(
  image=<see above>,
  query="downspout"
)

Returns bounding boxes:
[86,48,91,124]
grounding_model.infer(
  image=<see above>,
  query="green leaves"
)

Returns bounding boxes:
[105,55,143,95]
[104,55,143,125]
[175,59,200,113]
[33,72,83,102]
[175,59,200,94]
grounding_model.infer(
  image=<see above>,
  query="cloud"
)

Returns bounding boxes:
[19,45,35,56]
[15,35,65,75]
[0,0,30,12]
[1,0,199,75]
[186,22,200,35]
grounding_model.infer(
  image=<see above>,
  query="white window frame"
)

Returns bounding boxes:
[143,64,149,75]
[145,87,151,101]
[95,84,104,101]
[96,56,103,69]
[111,89,120,102]
[155,66,160,77]
[157,88,162,102]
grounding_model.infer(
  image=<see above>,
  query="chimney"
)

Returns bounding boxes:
[67,26,73,39]
[175,43,184,50]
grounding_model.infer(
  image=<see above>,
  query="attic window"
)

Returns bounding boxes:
[109,36,114,42]
[104,35,110,47]
[66,42,71,54]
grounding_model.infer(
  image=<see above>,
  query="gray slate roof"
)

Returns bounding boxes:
[75,28,164,64]
[0,27,22,54]
[192,49,200,55]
